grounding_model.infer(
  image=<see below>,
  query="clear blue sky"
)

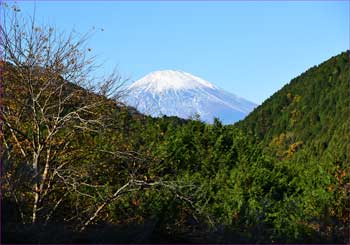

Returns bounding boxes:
[15,1,349,104]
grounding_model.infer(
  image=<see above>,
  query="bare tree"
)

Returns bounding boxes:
[1,3,200,232]
[0,3,127,224]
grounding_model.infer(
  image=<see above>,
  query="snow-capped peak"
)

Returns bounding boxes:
[124,70,257,124]
[128,70,215,93]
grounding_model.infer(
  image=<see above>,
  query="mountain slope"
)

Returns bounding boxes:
[235,51,350,238]
[123,70,256,124]
[236,51,350,161]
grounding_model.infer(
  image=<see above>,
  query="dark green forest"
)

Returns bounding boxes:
[1,7,349,244]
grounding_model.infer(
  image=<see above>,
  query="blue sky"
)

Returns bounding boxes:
[15,1,349,104]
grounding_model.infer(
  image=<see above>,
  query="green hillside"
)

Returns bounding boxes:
[238,51,349,162]
[236,51,350,242]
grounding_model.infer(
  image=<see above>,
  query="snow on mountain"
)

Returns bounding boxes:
[123,70,256,124]
[129,70,215,92]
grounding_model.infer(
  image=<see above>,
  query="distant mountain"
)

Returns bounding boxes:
[123,70,256,124]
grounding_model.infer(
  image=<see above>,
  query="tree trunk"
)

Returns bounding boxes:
[32,151,41,224]
[32,188,40,224]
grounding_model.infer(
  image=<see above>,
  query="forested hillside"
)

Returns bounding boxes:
[1,6,349,244]
[237,51,349,164]
[236,51,350,242]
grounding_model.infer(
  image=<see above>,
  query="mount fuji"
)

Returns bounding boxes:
[123,70,256,124]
